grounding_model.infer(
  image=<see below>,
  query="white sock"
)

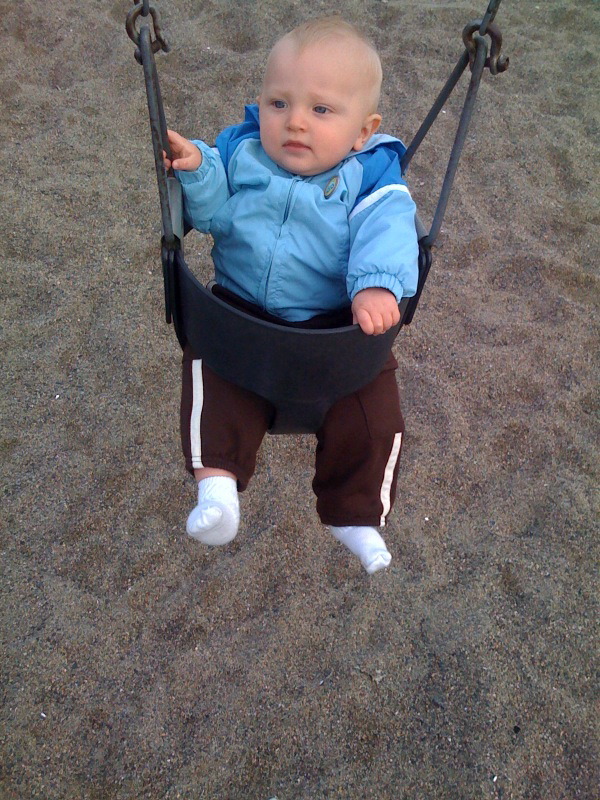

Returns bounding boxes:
[328,525,392,574]
[186,476,240,546]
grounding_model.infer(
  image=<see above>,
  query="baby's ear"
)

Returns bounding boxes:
[353,113,382,151]
[368,114,382,135]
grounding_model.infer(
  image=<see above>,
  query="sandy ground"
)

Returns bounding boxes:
[1,1,598,798]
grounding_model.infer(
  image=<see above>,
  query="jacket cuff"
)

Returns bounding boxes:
[174,141,213,184]
[349,272,405,304]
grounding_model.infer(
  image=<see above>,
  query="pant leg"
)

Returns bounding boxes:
[313,353,405,527]
[180,346,273,490]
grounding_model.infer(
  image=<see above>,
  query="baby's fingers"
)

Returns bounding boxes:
[354,307,376,335]
[371,305,400,335]
[166,128,186,149]
[379,307,400,334]
[370,311,386,335]
[172,152,201,171]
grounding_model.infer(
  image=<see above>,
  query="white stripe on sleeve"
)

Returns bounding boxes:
[349,184,410,222]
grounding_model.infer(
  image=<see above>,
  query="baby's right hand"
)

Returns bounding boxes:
[163,129,202,171]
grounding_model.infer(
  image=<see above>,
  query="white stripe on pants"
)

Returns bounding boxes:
[379,432,402,526]
[190,359,205,470]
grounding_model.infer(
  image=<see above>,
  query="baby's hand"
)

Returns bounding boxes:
[163,129,202,171]
[351,288,400,335]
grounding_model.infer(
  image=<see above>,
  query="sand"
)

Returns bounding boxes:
[1,0,598,798]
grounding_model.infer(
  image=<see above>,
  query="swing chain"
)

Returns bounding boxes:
[463,20,509,75]
[126,1,170,64]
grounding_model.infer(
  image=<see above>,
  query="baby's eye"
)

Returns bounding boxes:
[272,100,287,109]
[313,105,329,114]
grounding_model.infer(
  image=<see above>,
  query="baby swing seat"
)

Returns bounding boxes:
[163,176,431,434]
[174,252,404,434]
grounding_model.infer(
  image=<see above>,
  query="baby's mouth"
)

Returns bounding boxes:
[283,140,311,150]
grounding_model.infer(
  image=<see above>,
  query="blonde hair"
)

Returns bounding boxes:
[272,16,383,111]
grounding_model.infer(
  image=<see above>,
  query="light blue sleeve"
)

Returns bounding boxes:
[175,140,230,233]
[347,186,419,302]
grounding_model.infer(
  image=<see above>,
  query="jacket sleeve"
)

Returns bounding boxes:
[175,140,231,233]
[347,184,419,303]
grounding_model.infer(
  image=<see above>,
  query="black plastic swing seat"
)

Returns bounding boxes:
[169,250,409,434]
[161,177,431,435]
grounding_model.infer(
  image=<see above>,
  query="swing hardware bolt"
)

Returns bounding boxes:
[126,2,170,64]
[463,21,509,75]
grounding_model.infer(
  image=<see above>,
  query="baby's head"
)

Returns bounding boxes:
[258,17,383,176]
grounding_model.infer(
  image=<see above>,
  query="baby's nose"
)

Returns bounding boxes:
[287,108,307,131]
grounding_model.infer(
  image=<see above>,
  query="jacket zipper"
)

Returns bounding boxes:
[260,178,299,309]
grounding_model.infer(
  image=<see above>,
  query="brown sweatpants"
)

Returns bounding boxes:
[180,346,405,527]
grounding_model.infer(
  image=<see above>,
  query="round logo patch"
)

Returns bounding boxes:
[324,176,339,199]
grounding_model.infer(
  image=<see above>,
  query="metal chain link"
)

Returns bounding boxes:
[126,1,170,64]
[463,21,509,75]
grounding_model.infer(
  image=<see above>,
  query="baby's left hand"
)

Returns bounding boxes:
[352,288,400,335]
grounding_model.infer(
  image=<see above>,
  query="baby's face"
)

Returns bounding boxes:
[258,38,381,176]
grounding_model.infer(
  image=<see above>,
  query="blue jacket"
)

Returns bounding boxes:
[177,104,419,322]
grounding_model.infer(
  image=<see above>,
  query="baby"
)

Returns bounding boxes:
[165,17,419,573]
